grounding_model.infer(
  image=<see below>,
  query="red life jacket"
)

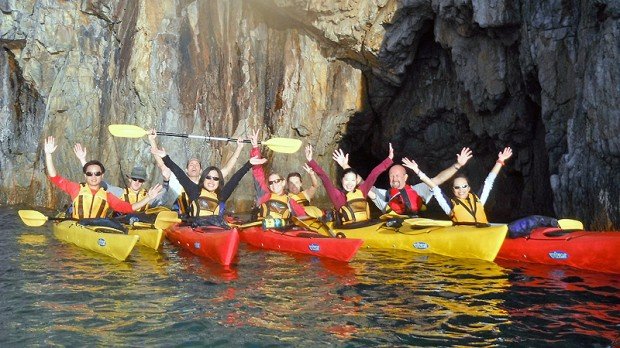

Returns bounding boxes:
[387,185,422,215]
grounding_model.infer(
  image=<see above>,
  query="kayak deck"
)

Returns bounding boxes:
[166,223,240,266]
[239,226,363,262]
[53,220,139,261]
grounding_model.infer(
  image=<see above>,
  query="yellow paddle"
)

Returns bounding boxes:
[145,206,172,215]
[153,211,182,230]
[291,216,341,238]
[18,210,72,227]
[403,218,453,227]
[108,124,302,154]
[557,218,584,230]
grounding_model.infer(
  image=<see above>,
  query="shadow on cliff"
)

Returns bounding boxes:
[337,4,555,222]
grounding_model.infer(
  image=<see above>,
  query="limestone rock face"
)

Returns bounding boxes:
[1,0,618,229]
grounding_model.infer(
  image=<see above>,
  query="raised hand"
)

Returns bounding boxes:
[402,157,419,174]
[250,129,260,148]
[147,128,157,142]
[388,143,394,159]
[249,156,267,166]
[332,148,350,169]
[150,146,167,158]
[147,183,163,199]
[305,144,313,162]
[73,143,87,165]
[44,136,58,154]
[457,147,473,167]
[498,147,513,162]
[302,163,314,175]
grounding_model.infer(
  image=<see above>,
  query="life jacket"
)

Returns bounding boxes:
[259,193,291,219]
[451,193,488,223]
[190,189,221,217]
[176,187,190,215]
[288,191,310,206]
[72,183,110,219]
[122,187,149,212]
[386,185,422,216]
[339,189,370,224]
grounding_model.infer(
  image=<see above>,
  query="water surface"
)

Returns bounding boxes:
[1,207,618,346]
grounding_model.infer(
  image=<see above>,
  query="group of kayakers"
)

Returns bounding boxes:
[43,128,521,229]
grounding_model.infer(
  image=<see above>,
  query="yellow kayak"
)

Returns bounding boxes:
[53,220,139,261]
[326,220,508,261]
[127,223,164,250]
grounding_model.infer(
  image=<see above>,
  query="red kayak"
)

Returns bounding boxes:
[166,223,240,266]
[497,227,620,274]
[239,226,363,262]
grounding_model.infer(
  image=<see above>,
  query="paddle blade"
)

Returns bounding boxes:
[18,210,48,227]
[404,218,453,227]
[262,138,302,154]
[145,206,171,215]
[558,219,583,230]
[154,211,181,230]
[108,124,148,138]
[303,206,324,219]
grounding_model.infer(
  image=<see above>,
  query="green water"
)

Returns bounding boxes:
[1,207,618,346]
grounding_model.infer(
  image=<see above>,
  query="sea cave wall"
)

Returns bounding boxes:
[0,0,618,228]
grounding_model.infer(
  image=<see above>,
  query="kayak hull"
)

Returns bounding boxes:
[240,226,363,262]
[165,224,239,266]
[497,227,620,274]
[127,225,164,250]
[53,220,139,261]
[328,221,508,262]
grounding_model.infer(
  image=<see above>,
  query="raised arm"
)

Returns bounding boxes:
[44,136,58,177]
[306,144,346,208]
[220,156,267,202]
[491,147,513,175]
[403,157,452,215]
[301,163,320,199]
[73,143,88,167]
[220,139,244,178]
[358,143,394,194]
[148,129,168,171]
[430,147,473,185]
[130,184,164,211]
[333,148,362,184]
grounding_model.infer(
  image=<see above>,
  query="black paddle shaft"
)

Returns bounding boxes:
[156,132,257,144]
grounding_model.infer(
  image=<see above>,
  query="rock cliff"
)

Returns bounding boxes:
[1,0,618,228]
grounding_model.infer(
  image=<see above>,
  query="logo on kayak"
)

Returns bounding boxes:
[98,238,106,247]
[548,251,568,260]
[194,242,201,249]
[413,242,429,250]
[308,243,320,252]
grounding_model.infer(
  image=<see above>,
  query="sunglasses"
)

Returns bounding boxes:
[268,178,284,185]
[85,171,102,177]
[204,175,220,181]
[131,178,145,183]
[453,184,469,190]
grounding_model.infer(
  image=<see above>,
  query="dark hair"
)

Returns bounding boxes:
[83,160,105,174]
[341,168,359,188]
[199,166,224,193]
[287,172,302,181]
[452,174,469,185]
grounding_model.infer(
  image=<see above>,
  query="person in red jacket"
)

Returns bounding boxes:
[44,136,162,219]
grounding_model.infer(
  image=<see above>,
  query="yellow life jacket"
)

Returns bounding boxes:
[339,189,370,225]
[190,189,221,217]
[72,183,110,219]
[451,193,488,223]
[122,187,148,212]
[259,193,291,219]
[288,191,310,206]
[177,187,190,215]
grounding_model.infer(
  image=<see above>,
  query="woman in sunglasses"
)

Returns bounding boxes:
[150,136,266,218]
[403,147,513,224]
[44,136,162,219]
[305,143,394,225]
[250,130,308,219]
